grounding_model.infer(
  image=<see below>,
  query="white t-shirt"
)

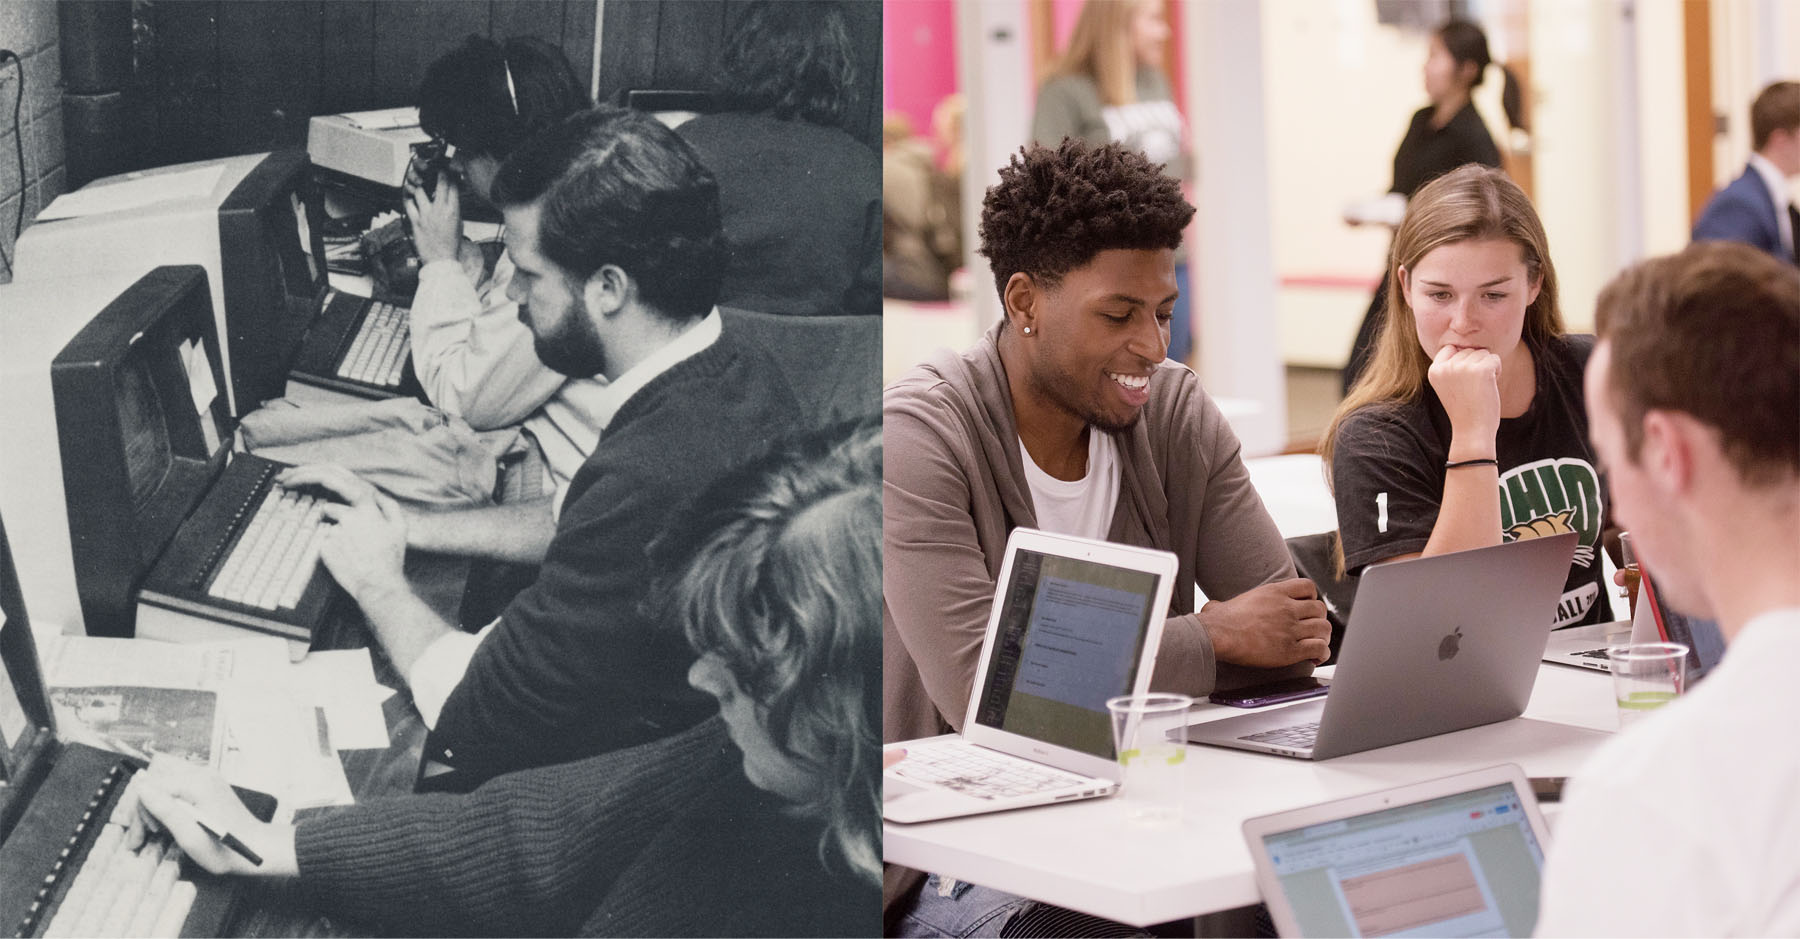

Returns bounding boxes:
[1535,607,1800,937]
[1019,429,1121,541]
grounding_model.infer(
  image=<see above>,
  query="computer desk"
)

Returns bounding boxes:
[884,661,1617,929]
[27,560,452,937]
[187,546,473,936]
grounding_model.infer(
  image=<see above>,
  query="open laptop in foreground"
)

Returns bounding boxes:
[1243,763,1554,937]
[884,528,1178,823]
[1188,533,1576,760]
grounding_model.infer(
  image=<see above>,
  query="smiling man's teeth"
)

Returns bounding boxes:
[1109,372,1149,390]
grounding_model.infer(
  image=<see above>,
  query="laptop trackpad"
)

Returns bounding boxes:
[885,775,929,801]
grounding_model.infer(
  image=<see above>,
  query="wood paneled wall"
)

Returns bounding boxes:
[596,0,882,151]
[133,0,596,168]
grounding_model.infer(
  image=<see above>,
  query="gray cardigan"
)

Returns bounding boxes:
[881,325,1307,913]
[883,323,1303,743]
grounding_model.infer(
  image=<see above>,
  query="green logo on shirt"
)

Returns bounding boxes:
[1498,457,1605,627]
[1498,457,1603,568]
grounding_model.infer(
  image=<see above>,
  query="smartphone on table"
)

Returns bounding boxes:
[1207,676,1330,709]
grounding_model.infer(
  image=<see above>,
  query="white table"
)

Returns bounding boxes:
[884,662,1617,927]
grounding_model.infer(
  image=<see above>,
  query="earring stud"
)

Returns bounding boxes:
[1022,326,1033,335]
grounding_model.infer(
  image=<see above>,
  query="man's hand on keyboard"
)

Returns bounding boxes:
[126,759,298,878]
[278,464,408,604]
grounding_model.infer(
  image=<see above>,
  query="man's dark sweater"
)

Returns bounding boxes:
[427,326,800,785]
[297,717,878,937]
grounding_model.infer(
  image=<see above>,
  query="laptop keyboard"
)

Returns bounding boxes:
[1241,721,1320,749]
[335,300,410,387]
[892,740,1090,800]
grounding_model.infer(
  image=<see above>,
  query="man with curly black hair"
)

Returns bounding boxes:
[883,139,1332,933]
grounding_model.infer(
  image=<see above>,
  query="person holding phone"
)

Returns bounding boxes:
[1323,164,1612,630]
[405,35,597,503]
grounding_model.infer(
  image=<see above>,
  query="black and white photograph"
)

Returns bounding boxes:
[0,0,879,935]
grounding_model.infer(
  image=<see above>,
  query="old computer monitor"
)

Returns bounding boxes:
[0,266,337,652]
[0,513,54,809]
[0,269,193,638]
[13,151,329,417]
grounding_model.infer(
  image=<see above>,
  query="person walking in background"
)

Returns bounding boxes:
[1031,0,1196,366]
[1342,18,1526,394]
[1691,80,1800,266]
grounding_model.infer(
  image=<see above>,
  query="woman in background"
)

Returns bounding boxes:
[406,35,597,500]
[128,420,884,937]
[1324,165,1611,631]
[677,0,881,317]
[1341,19,1526,394]
[1032,0,1193,365]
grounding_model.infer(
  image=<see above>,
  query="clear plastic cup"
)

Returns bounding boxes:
[1105,693,1192,827]
[1606,642,1688,730]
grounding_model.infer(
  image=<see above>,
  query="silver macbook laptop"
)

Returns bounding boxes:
[1243,763,1553,937]
[884,528,1178,823]
[1188,533,1577,760]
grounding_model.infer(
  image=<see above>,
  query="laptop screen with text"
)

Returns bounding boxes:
[972,549,1160,759]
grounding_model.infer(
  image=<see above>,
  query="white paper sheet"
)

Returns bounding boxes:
[342,106,421,131]
[37,164,227,220]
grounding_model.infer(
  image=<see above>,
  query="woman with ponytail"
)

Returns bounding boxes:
[1342,18,1528,393]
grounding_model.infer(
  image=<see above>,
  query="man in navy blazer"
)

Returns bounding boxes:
[1692,81,1800,266]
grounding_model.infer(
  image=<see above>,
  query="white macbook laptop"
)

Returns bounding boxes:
[1244,763,1553,938]
[883,528,1178,823]
[1188,533,1577,760]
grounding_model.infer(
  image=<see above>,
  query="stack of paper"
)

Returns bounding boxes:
[41,636,398,820]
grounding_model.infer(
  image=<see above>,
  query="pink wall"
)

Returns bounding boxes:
[882,0,959,137]
[1050,0,1082,52]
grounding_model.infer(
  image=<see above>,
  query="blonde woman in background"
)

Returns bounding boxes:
[1032,0,1195,366]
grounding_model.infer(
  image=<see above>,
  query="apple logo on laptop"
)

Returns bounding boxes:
[1438,626,1463,661]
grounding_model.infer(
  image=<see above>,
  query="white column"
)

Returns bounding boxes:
[1529,0,1625,331]
[956,0,1034,332]
[1182,0,1286,457]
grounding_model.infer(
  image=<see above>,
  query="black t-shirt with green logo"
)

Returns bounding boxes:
[1331,334,1611,628]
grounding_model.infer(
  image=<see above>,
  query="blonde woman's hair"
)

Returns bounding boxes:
[1046,0,1146,108]
[1320,164,1565,536]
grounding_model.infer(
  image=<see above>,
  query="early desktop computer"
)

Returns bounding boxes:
[13,150,418,415]
[0,266,339,655]
[14,151,327,416]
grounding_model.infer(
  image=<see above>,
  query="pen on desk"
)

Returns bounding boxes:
[189,811,264,867]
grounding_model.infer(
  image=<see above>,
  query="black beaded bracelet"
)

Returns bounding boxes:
[1445,458,1498,469]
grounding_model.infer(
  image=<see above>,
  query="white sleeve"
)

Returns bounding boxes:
[409,251,566,429]
[1534,775,1726,936]
[405,618,500,729]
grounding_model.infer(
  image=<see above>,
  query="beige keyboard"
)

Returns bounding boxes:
[40,777,197,939]
[335,300,410,387]
[205,486,326,611]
